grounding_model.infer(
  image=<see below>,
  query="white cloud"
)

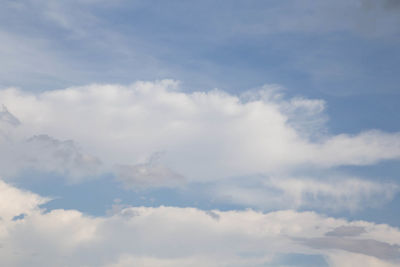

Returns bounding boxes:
[0,179,48,221]
[0,80,399,210]
[0,180,399,267]
[1,81,400,182]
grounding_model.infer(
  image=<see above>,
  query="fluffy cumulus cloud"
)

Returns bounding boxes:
[0,80,399,210]
[1,80,400,177]
[0,180,399,267]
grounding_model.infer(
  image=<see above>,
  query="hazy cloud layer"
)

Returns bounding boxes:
[213,176,399,211]
[1,0,400,93]
[0,180,399,267]
[300,237,400,260]
[326,225,367,237]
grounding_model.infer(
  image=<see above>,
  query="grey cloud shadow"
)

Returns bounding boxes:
[297,236,400,260]
[362,0,400,10]
[26,134,102,175]
[383,0,400,9]
[325,225,366,237]
[0,105,20,126]
[115,152,186,190]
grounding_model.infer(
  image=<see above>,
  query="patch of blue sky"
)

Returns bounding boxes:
[324,94,400,134]
[12,171,240,216]
[269,253,329,267]
[335,193,400,228]
[12,168,400,228]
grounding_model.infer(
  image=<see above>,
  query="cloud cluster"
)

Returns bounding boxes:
[1,81,400,179]
[0,180,399,267]
[0,80,399,210]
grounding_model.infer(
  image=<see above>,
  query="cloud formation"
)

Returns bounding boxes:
[0,180,399,267]
[1,81,400,182]
[1,2,399,266]
[0,80,399,210]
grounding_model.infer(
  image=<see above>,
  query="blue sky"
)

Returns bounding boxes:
[1,1,400,266]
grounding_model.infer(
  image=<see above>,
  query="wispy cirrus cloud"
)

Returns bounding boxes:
[1,0,400,94]
[212,175,399,212]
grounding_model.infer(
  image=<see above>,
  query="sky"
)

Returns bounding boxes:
[0,0,400,266]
